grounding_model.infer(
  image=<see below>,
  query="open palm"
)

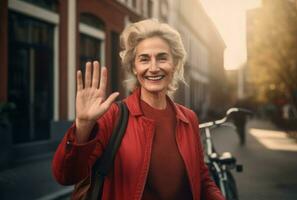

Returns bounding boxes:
[75,61,119,142]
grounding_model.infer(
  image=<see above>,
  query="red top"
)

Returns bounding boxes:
[140,100,192,200]
[52,88,225,200]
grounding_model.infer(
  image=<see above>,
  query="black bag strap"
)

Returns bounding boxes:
[89,101,129,200]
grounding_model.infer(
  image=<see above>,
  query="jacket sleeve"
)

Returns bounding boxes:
[190,111,225,200]
[52,103,119,185]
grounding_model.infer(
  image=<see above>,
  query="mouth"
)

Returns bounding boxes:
[144,75,165,81]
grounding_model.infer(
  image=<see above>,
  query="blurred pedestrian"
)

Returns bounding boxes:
[232,99,250,145]
[232,111,247,145]
[52,19,224,200]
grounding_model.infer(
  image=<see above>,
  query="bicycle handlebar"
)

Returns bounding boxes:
[199,107,253,129]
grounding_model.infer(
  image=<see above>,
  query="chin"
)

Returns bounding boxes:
[143,85,167,94]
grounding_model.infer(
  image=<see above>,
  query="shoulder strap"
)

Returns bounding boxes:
[89,101,129,200]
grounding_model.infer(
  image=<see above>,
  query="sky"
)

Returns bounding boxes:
[200,0,262,70]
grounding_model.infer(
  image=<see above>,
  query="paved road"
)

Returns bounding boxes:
[0,154,73,200]
[210,118,297,200]
[1,118,296,200]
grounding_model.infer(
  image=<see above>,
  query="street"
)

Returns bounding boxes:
[0,118,296,200]
[0,154,73,200]
[211,118,297,200]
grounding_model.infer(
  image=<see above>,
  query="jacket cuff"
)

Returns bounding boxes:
[64,123,100,160]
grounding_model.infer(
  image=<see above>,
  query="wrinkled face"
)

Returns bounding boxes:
[134,36,175,96]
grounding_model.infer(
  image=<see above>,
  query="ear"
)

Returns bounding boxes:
[132,68,137,75]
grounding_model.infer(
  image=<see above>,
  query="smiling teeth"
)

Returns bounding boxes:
[146,76,164,80]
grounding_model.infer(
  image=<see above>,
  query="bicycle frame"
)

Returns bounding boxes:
[201,126,229,196]
[199,107,251,199]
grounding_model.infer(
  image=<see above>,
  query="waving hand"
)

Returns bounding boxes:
[75,61,119,143]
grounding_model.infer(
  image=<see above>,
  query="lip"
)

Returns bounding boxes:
[144,75,165,81]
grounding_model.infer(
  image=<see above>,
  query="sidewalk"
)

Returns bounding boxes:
[246,117,279,130]
[0,153,73,200]
[212,117,297,200]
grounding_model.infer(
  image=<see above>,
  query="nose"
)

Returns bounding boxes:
[148,58,160,72]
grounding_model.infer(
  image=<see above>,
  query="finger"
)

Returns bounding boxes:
[98,67,107,96]
[100,92,120,111]
[92,61,100,88]
[85,62,92,88]
[77,70,83,91]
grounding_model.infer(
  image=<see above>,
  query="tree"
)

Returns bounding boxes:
[247,0,297,110]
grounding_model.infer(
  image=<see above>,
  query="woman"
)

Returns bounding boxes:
[52,19,224,200]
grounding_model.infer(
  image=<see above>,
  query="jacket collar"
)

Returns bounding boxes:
[124,88,189,124]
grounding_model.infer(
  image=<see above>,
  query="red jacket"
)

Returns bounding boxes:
[52,88,224,200]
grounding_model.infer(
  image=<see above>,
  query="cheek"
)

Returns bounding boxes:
[135,70,146,84]
[163,63,175,75]
[167,72,174,83]
[166,66,176,82]
[136,73,143,81]
[134,62,146,74]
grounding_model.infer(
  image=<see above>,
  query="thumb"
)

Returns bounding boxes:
[101,92,120,111]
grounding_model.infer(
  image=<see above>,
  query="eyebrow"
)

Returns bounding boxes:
[137,52,170,58]
[156,52,169,57]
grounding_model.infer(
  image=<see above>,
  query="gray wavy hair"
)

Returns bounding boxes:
[119,19,187,94]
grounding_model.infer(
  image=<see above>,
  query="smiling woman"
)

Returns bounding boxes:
[52,19,225,200]
[120,19,187,95]
[133,37,175,109]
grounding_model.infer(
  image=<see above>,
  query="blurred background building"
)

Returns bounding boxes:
[0,0,227,169]
[170,0,227,120]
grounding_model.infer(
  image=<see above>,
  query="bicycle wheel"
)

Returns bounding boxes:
[224,170,239,200]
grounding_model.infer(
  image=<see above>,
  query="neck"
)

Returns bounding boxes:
[140,87,167,109]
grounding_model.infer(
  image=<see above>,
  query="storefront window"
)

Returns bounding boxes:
[8,11,54,143]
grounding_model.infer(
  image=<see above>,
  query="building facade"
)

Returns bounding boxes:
[0,0,225,166]
[0,0,145,165]
[169,0,226,119]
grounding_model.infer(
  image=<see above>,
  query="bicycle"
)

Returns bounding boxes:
[199,108,252,200]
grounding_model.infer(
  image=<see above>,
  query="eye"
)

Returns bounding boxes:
[139,57,149,63]
[158,56,168,62]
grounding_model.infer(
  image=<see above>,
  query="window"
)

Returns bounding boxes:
[8,11,54,143]
[80,34,102,68]
[80,13,104,30]
[79,14,105,73]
